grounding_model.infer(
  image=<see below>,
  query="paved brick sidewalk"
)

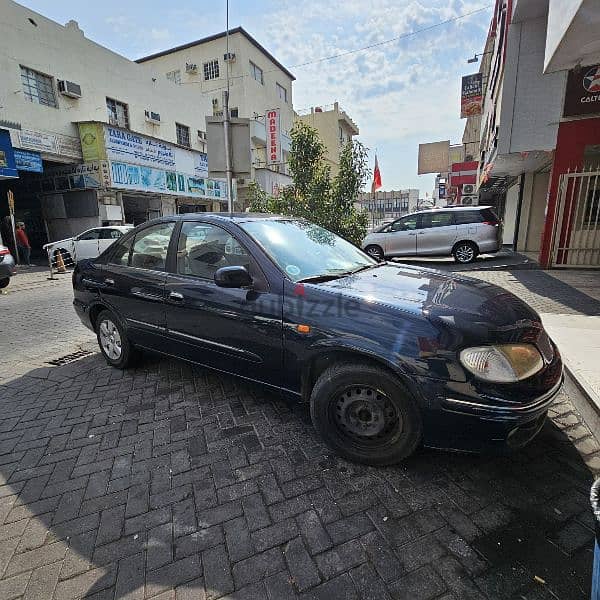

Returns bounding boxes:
[0,273,597,599]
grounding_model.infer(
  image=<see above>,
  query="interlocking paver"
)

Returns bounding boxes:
[0,273,596,599]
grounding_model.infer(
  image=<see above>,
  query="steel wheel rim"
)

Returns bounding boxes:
[456,245,474,263]
[331,385,402,448]
[99,319,122,360]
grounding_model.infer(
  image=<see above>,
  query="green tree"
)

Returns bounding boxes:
[248,121,369,246]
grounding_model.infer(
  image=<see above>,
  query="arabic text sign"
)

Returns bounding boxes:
[105,126,176,169]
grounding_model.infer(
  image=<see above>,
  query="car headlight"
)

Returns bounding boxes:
[459,344,544,383]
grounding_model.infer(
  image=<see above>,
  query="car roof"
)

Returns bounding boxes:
[149,213,293,224]
[397,206,492,219]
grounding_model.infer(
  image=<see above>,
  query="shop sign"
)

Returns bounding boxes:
[460,73,483,119]
[194,152,208,176]
[564,64,600,117]
[110,160,228,199]
[40,161,111,191]
[266,109,281,165]
[79,123,107,162]
[14,149,43,173]
[105,126,175,168]
[14,128,81,158]
[0,129,18,179]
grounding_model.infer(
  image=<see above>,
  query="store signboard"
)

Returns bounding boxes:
[564,64,600,117]
[39,161,111,191]
[460,73,483,119]
[14,149,43,172]
[105,126,175,168]
[0,129,18,179]
[13,128,81,158]
[266,109,281,165]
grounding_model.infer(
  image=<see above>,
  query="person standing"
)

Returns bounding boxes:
[15,222,31,266]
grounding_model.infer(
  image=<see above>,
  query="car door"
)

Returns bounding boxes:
[99,222,175,351]
[75,228,102,260]
[163,221,284,385]
[384,215,418,256]
[416,211,458,255]
[98,228,125,254]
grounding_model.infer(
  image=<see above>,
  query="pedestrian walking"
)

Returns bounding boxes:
[15,222,31,266]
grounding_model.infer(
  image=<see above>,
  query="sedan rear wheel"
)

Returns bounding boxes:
[96,309,136,369]
[0,277,9,289]
[310,362,422,465]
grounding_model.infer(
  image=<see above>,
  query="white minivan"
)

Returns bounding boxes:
[362,206,503,264]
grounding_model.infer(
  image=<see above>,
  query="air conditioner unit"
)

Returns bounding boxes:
[462,183,476,195]
[186,62,198,74]
[197,130,207,140]
[461,195,479,206]
[57,80,82,98]
[144,110,161,125]
[223,52,236,63]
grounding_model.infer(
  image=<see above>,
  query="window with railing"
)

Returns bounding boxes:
[203,60,220,81]
[176,123,190,147]
[106,97,129,128]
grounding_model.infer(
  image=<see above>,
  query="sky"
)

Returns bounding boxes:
[18,0,492,195]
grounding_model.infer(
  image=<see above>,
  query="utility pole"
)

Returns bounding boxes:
[223,0,233,213]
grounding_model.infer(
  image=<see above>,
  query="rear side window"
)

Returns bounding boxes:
[421,212,454,228]
[130,222,175,271]
[480,208,500,223]
[100,229,123,240]
[454,211,484,225]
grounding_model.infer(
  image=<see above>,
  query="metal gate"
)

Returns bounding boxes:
[550,168,600,267]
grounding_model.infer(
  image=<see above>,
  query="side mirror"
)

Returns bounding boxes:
[214,265,252,288]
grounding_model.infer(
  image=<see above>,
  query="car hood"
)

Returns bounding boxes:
[315,263,540,331]
[43,237,74,249]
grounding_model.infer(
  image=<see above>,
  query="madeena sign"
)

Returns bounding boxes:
[266,109,281,165]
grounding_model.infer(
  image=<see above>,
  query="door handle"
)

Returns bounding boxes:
[168,291,185,304]
[104,278,115,286]
[417,231,426,235]
[408,232,417,236]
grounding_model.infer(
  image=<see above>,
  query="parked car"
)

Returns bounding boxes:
[362,206,503,263]
[44,225,133,268]
[73,214,562,465]
[0,244,16,289]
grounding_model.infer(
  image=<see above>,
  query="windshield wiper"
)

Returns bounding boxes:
[297,263,380,283]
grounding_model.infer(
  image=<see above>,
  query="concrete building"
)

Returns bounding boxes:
[295,103,360,177]
[0,0,225,254]
[136,27,296,203]
[476,0,600,266]
[357,189,418,229]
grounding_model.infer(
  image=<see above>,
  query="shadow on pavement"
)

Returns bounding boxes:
[0,352,594,599]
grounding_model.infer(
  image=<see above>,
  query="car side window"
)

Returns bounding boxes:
[391,216,417,232]
[100,229,123,240]
[177,222,252,281]
[130,223,175,271]
[454,211,483,225]
[421,212,455,228]
[78,229,101,241]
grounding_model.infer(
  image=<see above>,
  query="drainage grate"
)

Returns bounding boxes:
[47,350,95,366]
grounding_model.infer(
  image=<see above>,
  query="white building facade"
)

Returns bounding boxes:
[0,0,226,253]
[136,28,296,204]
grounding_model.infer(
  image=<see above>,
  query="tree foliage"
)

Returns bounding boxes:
[249,121,369,246]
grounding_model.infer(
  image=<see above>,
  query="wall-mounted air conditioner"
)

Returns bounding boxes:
[58,80,82,98]
[144,110,161,125]
[224,52,236,63]
[462,183,476,195]
[197,130,207,140]
[186,63,198,74]
[461,195,479,206]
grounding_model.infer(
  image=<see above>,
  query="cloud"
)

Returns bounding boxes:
[245,0,491,188]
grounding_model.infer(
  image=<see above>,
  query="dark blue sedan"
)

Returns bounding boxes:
[72,214,563,465]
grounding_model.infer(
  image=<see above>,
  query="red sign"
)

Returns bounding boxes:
[266,109,281,165]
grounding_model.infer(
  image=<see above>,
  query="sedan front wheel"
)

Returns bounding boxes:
[310,362,422,465]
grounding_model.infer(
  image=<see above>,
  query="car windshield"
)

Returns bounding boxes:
[240,219,376,282]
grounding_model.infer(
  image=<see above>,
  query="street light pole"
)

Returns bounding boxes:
[223,0,233,213]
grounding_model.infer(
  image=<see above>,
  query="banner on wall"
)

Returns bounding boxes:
[460,73,483,119]
[0,129,18,179]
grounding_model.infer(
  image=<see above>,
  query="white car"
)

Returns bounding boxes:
[44,225,133,267]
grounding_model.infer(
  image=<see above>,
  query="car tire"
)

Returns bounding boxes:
[96,309,137,369]
[310,362,422,465]
[0,277,9,289]
[364,245,385,262]
[453,241,478,264]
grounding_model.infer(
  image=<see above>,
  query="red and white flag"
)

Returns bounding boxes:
[371,155,382,193]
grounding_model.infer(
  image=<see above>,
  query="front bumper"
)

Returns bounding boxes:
[416,374,564,453]
[0,255,16,278]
